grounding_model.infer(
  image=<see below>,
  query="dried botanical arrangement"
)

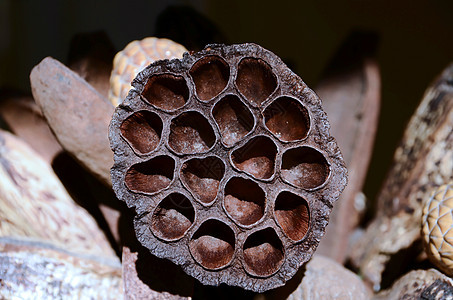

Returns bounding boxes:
[1,26,452,298]
[109,43,347,292]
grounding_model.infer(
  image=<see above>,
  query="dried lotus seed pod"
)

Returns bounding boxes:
[109,43,347,292]
[109,37,187,106]
[422,183,453,275]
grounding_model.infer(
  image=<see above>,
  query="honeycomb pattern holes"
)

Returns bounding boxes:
[236,58,277,106]
[181,157,225,204]
[224,177,265,226]
[190,55,230,101]
[243,228,284,277]
[141,74,189,111]
[264,96,310,142]
[281,147,330,189]
[274,191,310,241]
[125,156,175,194]
[120,110,163,154]
[169,111,216,154]
[213,95,254,147]
[110,44,348,292]
[231,136,277,180]
[151,193,195,241]
[189,219,235,270]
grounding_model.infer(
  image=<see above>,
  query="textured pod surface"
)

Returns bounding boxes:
[0,129,116,258]
[422,183,453,275]
[351,62,453,290]
[109,37,187,106]
[374,268,453,299]
[0,237,122,299]
[277,256,371,300]
[110,43,347,292]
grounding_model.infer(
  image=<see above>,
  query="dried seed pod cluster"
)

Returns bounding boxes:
[109,43,347,292]
[109,37,187,106]
[422,183,453,276]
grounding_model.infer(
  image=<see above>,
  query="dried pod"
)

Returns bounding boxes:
[109,37,187,106]
[0,237,122,299]
[109,43,347,292]
[374,268,453,299]
[422,183,453,275]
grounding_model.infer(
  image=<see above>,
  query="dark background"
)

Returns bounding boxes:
[1,0,453,214]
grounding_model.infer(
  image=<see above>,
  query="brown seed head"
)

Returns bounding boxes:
[109,43,347,292]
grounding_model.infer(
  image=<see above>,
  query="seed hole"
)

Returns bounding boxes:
[169,112,216,154]
[181,157,225,204]
[243,228,284,277]
[275,191,310,241]
[213,95,254,147]
[190,55,230,101]
[120,111,163,154]
[125,156,174,194]
[231,136,277,180]
[264,97,310,141]
[189,219,235,270]
[141,74,189,111]
[281,147,329,189]
[224,177,265,226]
[236,58,277,106]
[151,193,195,241]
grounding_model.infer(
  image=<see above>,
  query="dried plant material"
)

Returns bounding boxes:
[109,37,187,106]
[0,129,116,258]
[422,183,453,276]
[122,246,193,300]
[110,43,347,292]
[261,255,371,300]
[351,63,453,290]
[0,95,62,163]
[315,33,380,263]
[67,31,116,98]
[374,269,453,299]
[30,57,114,185]
[123,247,370,299]
[0,237,122,299]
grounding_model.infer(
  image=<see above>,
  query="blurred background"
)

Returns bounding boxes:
[1,0,452,214]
